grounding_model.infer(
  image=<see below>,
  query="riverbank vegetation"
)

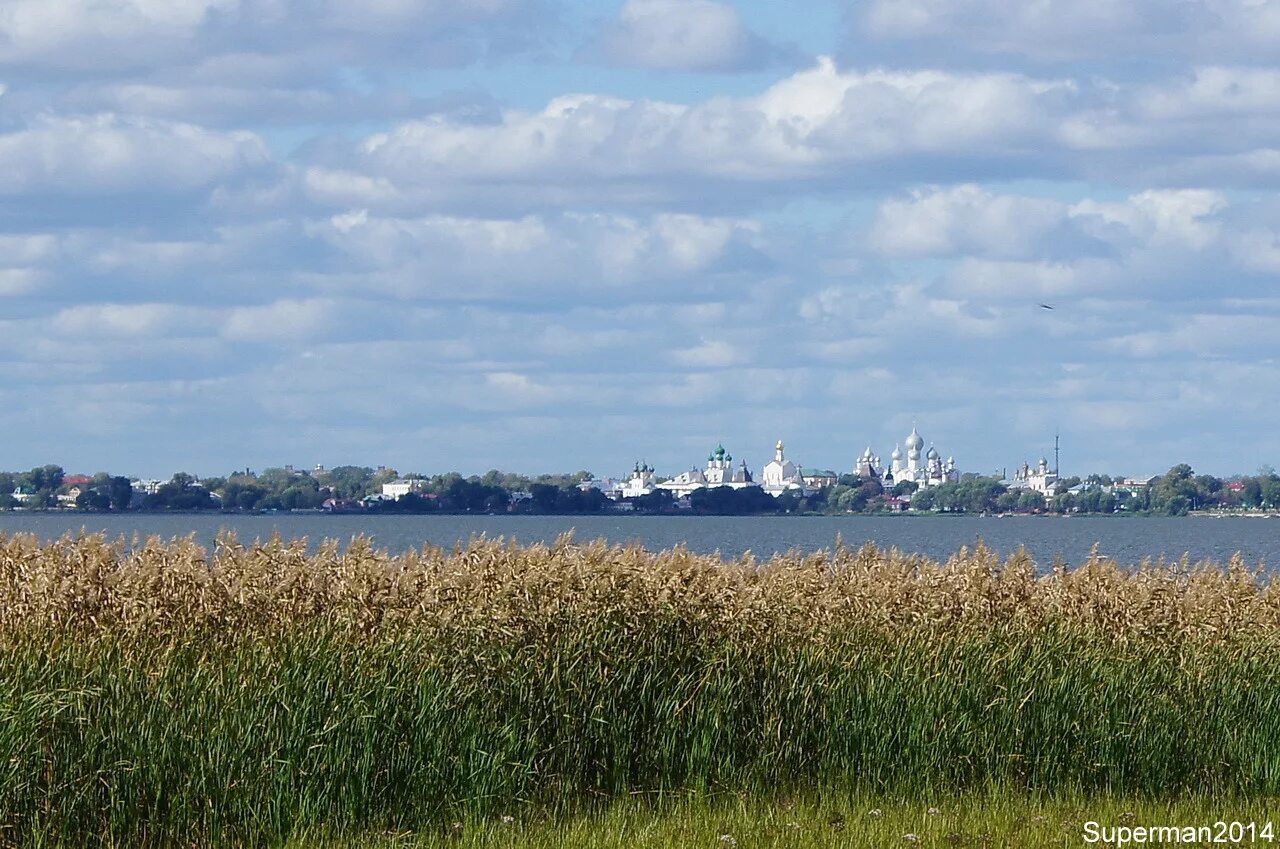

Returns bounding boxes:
[3,533,1280,846]
[290,792,1279,848]
[5,460,1280,517]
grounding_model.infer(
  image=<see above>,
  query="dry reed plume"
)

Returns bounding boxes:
[0,531,1274,646]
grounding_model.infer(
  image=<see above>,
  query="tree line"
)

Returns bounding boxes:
[2,462,1279,517]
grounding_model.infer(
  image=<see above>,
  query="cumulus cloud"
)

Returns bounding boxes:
[321,59,1074,209]
[0,114,269,197]
[0,0,548,134]
[852,0,1280,65]
[669,338,744,368]
[0,0,236,72]
[865,185,1259,304]
[1105,313,1278,358]
[222,298,338,341]
[0,0,546,74]
[870,185,1070,259]
[298,58,1280,218]
[55,82,499,128]
[301,210,769,298]
[0,268,43,296]
[582,0,793,72]
[51,302,212,339]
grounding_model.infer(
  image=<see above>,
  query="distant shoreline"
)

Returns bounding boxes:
[2,508,1280,519]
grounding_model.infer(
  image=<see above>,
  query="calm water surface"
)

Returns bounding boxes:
[1,513,1278,570]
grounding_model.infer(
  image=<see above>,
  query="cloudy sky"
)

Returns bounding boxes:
[4,0,1280,480]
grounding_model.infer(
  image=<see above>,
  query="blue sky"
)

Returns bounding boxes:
[4,0,1280,480]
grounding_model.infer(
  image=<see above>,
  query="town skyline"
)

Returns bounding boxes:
[6,424,1276,489]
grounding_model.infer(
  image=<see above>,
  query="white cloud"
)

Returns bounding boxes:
[0,0,236,70]
[870,185,1067,258]
[311,59,1081,211]
[1105,314,1279,358]
[1229,227,1280,273]
[1140,67,1280,121]
[482,371,559,407]
[868,186,1242,304]
[302,210,766,297]
[855,0,1280,63]
[0,268,42,295]
[0,114,269,196]
[942,257,1117,301]
[669,339,743,368]
[52,302,211,338]
[1070,189,1227,249]
[0,0,542,73]
[0,234,57,263]
[309,58,1280,215]
[222,298,337,341]
[583,0,789,72]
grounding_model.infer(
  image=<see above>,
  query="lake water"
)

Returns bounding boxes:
[0,513,1278,571]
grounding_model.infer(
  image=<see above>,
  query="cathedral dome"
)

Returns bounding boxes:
[905,428,924,451]
[927,446,939,460]
[891,445,902,460]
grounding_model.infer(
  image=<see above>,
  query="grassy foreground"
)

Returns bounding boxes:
[2,532,1280,846]
[294,792,1280,848]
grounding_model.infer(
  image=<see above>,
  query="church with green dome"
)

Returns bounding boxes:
[656,443,757,497]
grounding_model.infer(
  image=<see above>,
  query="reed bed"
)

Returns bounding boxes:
[2,532,1280,847]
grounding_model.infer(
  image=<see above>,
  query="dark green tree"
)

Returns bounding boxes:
[322,466,376,500]
[1017,490,1046,512]
[891,480,919,497]
[107,477,133,510]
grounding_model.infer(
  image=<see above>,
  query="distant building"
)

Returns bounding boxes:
[1007,457,1058,498]
[1119,476,1160,488]
[800,468,839,489]
[760,441,811,496]
[382,478,429,499]
[618,462,658,499]
[658,444,757,497]
[855,426,959,489]
[580,476,618,494]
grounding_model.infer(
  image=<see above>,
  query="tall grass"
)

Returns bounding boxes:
[1,532,1279,846]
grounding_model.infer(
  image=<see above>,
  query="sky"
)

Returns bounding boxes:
[4,0,1280,480]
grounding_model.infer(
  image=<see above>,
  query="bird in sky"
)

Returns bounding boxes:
[1039,303,1055,310]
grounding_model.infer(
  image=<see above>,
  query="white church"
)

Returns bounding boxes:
[656,444,757,497]
[759,440,813,496]
[617,461,658,499]
[856,426,959,488]
[1005,457,1058,498]
[628,440,814,499]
